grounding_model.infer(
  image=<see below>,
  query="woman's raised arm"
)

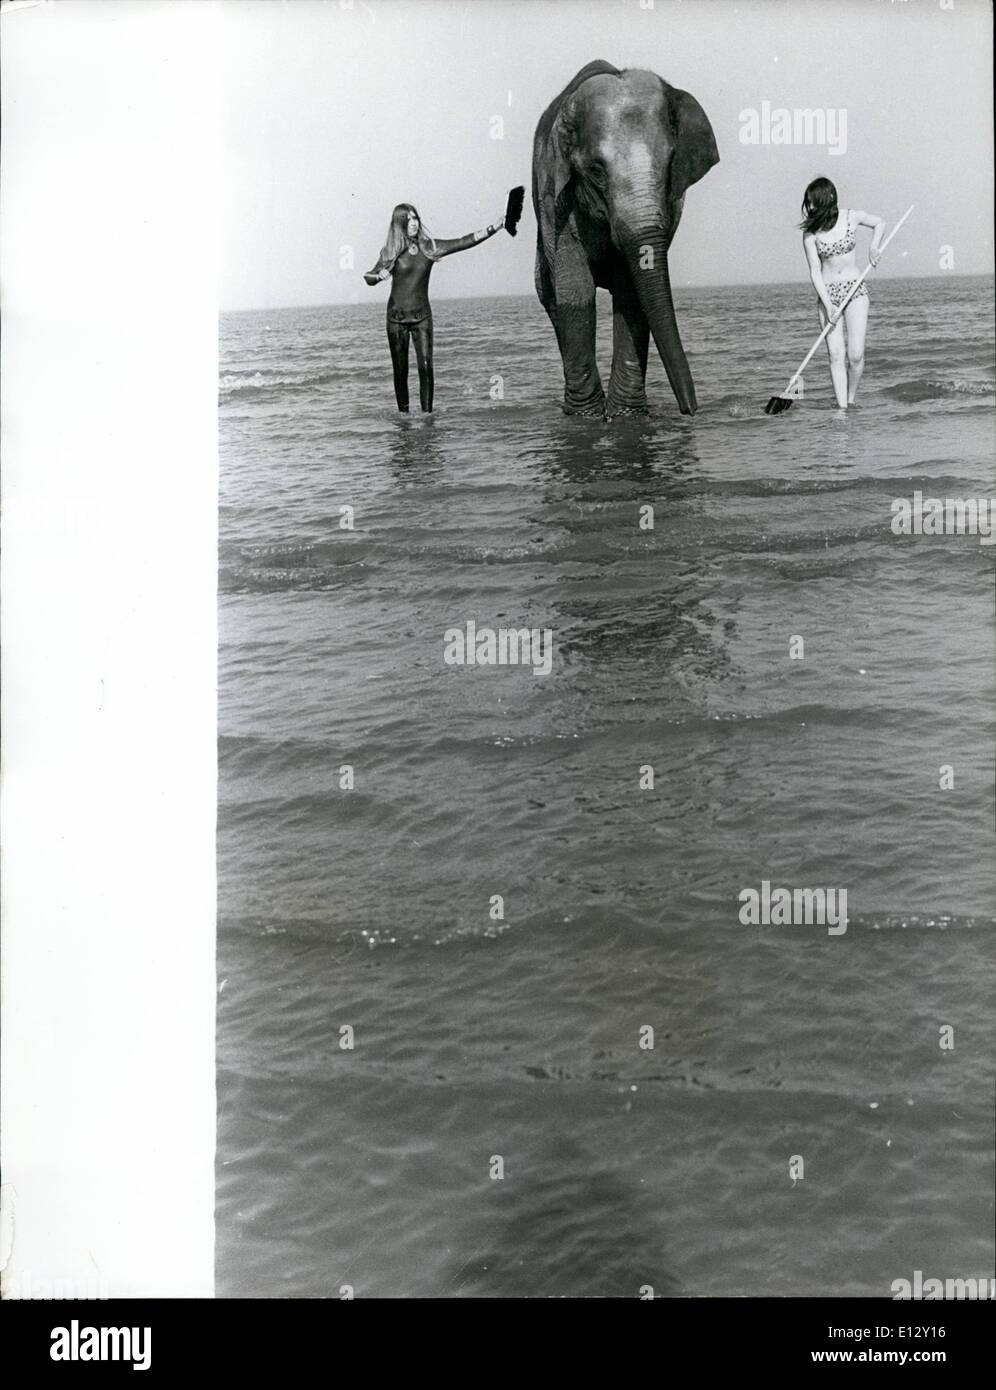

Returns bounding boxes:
[432,216,504,258]
[853,209,886,266]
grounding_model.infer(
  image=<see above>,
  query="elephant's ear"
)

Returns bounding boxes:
[550,97,579,206]
[667,86,720,200]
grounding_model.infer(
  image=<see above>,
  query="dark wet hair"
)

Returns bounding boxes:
[799,177,839,234]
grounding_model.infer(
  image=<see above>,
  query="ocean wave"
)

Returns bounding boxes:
[656,472,991,501]
[220,563,366,592]
[884,377,995,403]
[218,518,991,593]
[219,365,374,400]
[237,541,318,563]
[874,346,995,373]
[218,908,995,953]
[713,522,889,555]
[219,370,338,400]
[216,702,940,772]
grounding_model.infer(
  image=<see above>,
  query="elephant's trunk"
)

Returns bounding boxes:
[623,232,697,415]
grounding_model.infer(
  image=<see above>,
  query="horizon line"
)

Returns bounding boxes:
[223,270,995,315]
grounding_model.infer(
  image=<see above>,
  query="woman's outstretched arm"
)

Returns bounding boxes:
[431,214,505,258]
[853,209,886,266]
[803,234,834,315]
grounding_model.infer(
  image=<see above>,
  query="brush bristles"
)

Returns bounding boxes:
[505,186,525,236]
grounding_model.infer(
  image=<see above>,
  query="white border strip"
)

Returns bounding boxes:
[1,0,217,1297]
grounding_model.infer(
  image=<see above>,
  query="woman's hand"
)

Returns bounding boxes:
[868,248,881,269]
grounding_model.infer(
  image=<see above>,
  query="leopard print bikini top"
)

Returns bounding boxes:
[815,212,856,259]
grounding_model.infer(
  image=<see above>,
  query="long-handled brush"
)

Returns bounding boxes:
[765,204,914,415]
[504,185,525,236]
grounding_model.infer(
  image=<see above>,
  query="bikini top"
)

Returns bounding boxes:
[815,212,855,259]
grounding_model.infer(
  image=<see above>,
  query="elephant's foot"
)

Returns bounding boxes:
[606,370,649,416]
[558,394,605,414]
[562,388,606,417]
[606,393,649,418]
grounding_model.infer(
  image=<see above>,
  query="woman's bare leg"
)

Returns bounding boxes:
[819,302,848,408]
[843,295,870,404]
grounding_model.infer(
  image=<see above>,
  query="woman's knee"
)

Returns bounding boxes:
[827,342,846,367]
[847,347,865,370]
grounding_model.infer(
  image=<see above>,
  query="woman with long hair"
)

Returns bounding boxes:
[364,200,510,413]
[800,177,885,408]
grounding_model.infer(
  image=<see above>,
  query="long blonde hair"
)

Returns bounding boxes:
[379,203,438,269]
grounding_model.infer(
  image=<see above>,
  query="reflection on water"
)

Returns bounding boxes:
[524,411,701,486]
[388,412,447,484]
[443,1136,681,1299]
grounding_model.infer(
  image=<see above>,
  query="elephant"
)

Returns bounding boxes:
[532,60,719,417]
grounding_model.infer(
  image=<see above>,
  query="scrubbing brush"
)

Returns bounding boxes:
[504,186,525,236]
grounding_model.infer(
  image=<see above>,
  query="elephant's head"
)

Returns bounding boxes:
[550,65,719,414]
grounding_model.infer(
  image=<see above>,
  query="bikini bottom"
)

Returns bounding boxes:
[826,279,869,309]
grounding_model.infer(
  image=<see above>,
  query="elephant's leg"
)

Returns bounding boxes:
[535,250,562,349]
[607,261,650,416]
[551,243,604,416]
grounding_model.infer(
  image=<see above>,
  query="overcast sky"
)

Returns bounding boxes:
[220,0,993,310]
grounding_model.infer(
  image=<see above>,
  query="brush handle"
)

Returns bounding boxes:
[785,205,914,389]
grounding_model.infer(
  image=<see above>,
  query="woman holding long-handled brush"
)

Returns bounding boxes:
[364,189,524,414]
[800,177,885,409]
